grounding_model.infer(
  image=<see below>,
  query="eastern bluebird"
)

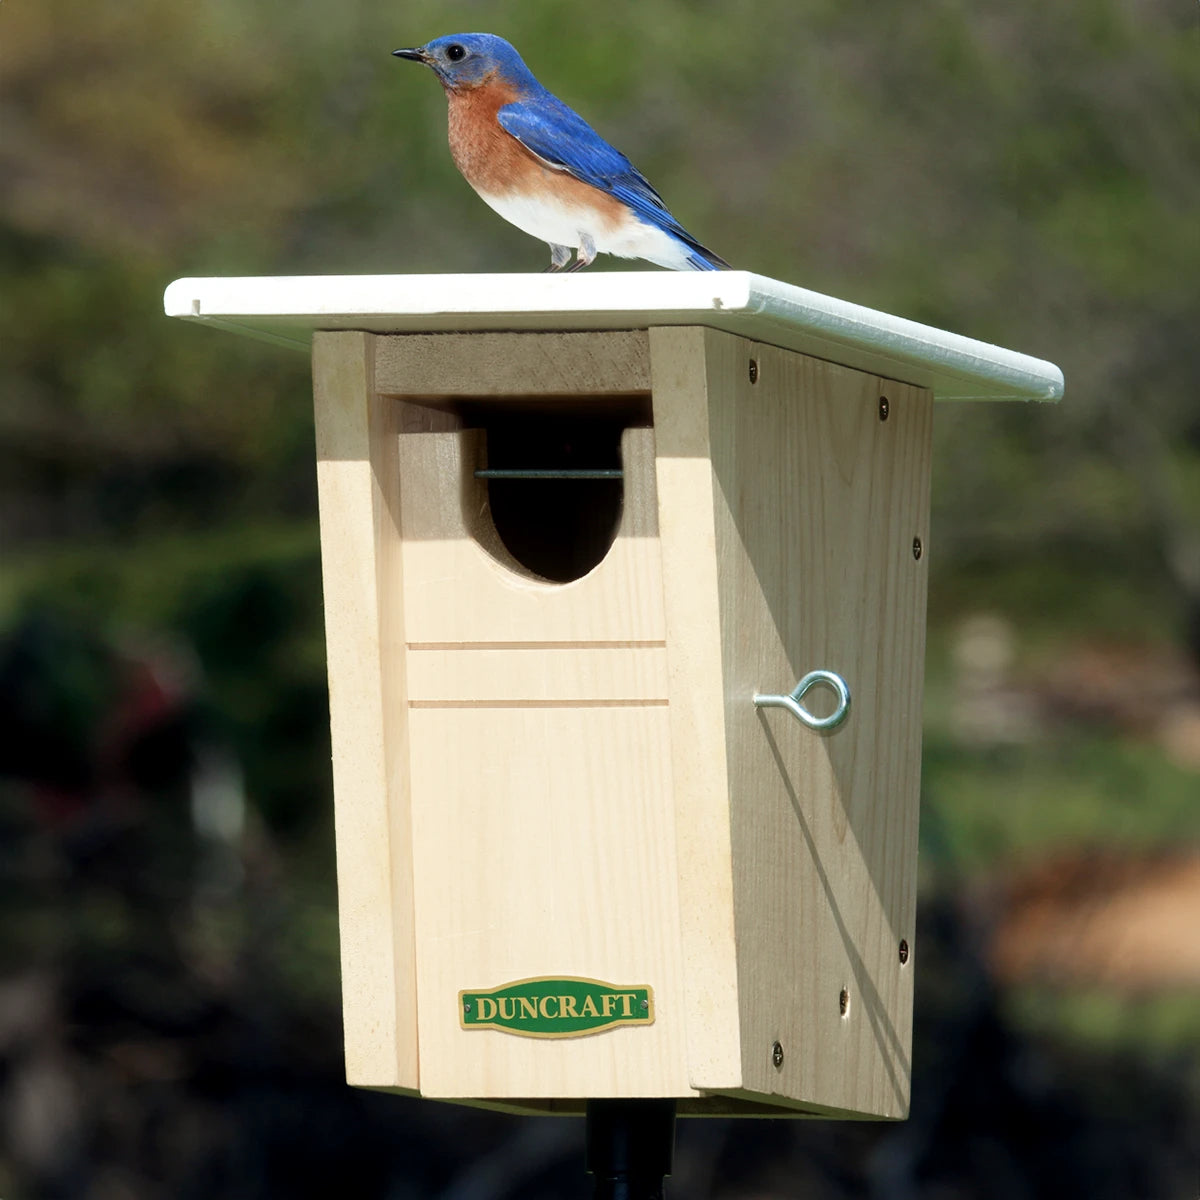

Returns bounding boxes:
[393,33,729,272]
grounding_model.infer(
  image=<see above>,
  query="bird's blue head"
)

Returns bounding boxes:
[393,33,536,92]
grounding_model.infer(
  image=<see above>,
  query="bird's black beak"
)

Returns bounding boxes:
[392,47,429,63]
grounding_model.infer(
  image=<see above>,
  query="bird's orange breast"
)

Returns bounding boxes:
[443,77,626,230]
[446,77,535,194]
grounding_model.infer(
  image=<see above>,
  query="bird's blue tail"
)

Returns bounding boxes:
[661,221,729,271]
[682,242,731,270]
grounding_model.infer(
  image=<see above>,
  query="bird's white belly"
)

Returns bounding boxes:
[475,186,693,270]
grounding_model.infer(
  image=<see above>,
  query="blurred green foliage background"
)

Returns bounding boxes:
[1,0,1198,1195]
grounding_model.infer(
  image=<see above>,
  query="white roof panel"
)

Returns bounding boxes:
[163,271,1063,402]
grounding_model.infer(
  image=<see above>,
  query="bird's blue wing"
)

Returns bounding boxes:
[498,97,680,231]
[497,95,729,269]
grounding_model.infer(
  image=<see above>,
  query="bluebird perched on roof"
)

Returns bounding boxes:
[393,33,729,272]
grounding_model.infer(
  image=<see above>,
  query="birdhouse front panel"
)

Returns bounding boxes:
[393,418,695,1102]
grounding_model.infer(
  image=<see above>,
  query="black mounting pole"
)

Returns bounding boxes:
[585,1098,677,1199]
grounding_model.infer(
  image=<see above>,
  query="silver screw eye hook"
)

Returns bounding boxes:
[754,669,851,732]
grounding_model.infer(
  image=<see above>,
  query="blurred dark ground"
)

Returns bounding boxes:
[2,0,1198,1195]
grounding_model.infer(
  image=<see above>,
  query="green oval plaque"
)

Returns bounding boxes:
[459,976,655,1039]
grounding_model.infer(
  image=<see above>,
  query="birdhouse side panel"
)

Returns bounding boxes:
[708,337,933,1118]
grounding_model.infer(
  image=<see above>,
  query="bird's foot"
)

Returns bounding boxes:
[566,234,597,272]
[545,243,572,271]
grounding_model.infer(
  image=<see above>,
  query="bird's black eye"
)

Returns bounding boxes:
[445,43,466,62]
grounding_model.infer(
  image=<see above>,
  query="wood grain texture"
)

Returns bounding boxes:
[405,645,669,704]
[374,331,651,397]
[312,331,419,1092]
[705,331,933,1118]
[409,705,694,1100]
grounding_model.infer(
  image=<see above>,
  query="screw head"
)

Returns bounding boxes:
[899,939,910,965]
[771,1041,784,1069]
[464,1002,472,1012]
[839,988,850,1018]
[641,999,649,1010]
[879,395,890,421]
[912,537,923,560]
[748,359,759,384]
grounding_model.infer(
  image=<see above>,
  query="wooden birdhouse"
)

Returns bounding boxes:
[165,272,1062,1121]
